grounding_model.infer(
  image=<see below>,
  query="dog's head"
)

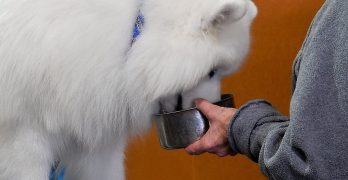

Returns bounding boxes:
[125,0,257,114]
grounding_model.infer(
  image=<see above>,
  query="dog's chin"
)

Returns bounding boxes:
[151,100,168,115]
[153,93,185,115]
[154,75,222,114]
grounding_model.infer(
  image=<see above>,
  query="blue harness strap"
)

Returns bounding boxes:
[48,11,144,180]
[49,166,65,180]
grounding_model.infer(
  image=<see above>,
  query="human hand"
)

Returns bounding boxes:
[185,98,238,157]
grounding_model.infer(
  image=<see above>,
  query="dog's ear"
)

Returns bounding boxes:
[202,0,247,31]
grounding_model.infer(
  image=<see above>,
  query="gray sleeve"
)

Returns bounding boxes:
[227,100,289,161]
[228,101,332,179]
[227,100,293,178]
[227,1,348,179]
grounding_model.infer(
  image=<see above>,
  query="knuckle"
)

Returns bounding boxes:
[203,141,215,149]
[217,153,227,157]
[204,110,215,120]
[216,150,229,157]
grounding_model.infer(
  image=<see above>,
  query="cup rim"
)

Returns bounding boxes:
[155,94,233,116]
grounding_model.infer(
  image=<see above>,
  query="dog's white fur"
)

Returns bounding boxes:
[0,0,257,179]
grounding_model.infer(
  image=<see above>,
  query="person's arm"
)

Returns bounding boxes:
[185,99,290,162]
[228,100,289,163]
[184,99,314,179]
[227,100,297,179]
[185,99,291,177]
[187,1,347,179]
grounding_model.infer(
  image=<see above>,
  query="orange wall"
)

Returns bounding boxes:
[125,1,325,179]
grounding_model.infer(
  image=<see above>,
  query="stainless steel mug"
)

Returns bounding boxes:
[154,94,235,149]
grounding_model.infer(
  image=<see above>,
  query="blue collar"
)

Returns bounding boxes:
[131,11,145,44]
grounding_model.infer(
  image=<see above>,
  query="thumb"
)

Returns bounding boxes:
[195,98,223,121]
[185,137,206,155]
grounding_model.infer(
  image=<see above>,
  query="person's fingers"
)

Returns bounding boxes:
[213,145,233,157]
[185,128,219,155]
[186,138,233,157]
[185,99,238,157]
[185,138,206,155]
[195,98,224,122]
[215,151,229,157]
[185,126,225,155]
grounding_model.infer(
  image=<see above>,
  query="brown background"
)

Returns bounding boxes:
[125,0,325,179]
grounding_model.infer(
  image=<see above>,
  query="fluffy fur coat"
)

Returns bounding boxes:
[0,0,257,179]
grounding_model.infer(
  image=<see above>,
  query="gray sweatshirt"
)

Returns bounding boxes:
[228,1,348,179]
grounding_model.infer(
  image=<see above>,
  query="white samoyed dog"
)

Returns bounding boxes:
[0,0,257,179]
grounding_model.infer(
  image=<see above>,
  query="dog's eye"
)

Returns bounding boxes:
[208,69,216,78]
